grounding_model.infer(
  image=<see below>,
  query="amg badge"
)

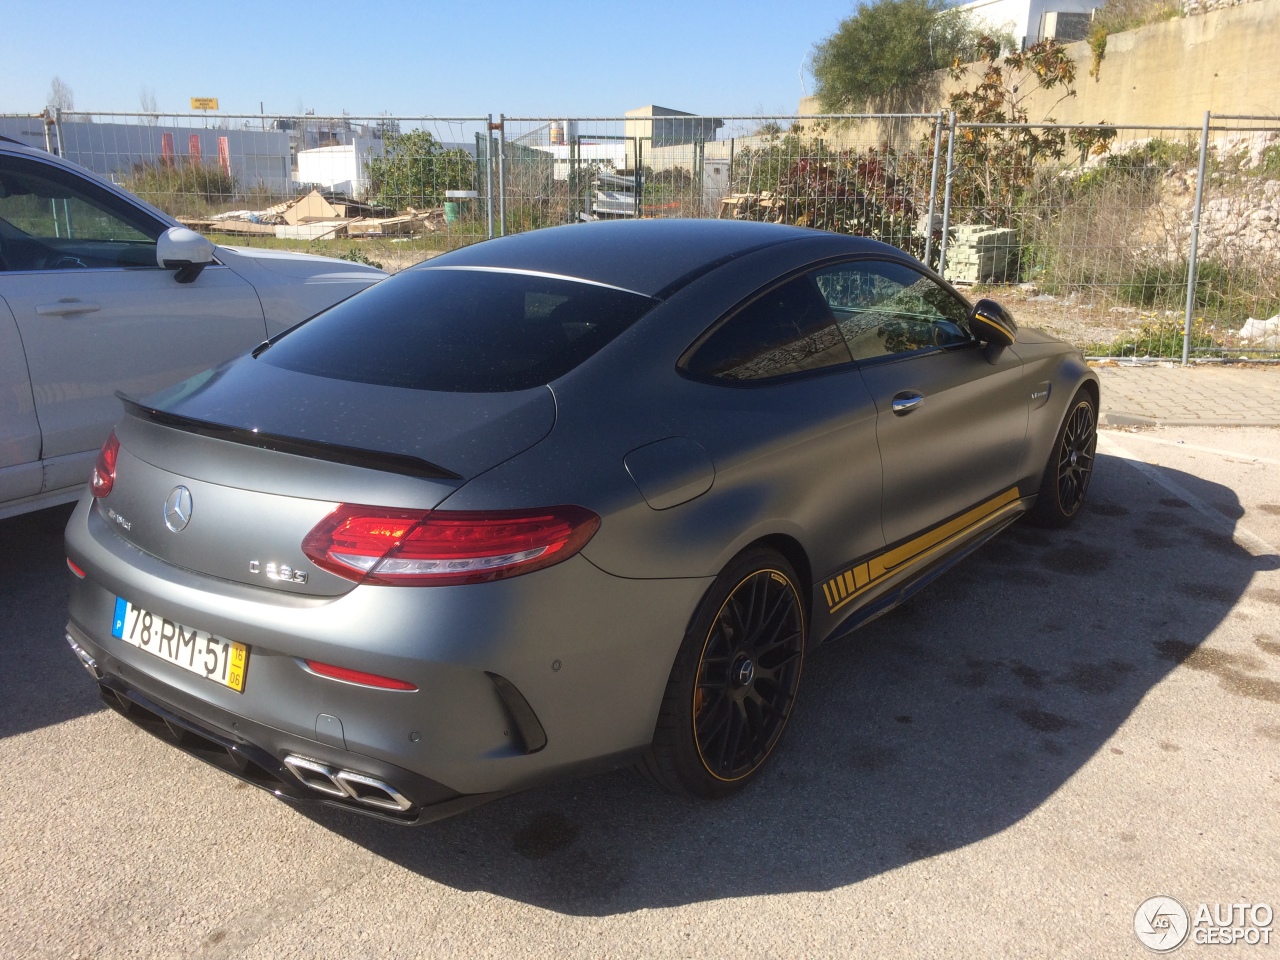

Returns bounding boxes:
[249,560,308,584]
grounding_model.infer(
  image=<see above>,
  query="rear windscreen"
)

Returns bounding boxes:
[259,267,656,393]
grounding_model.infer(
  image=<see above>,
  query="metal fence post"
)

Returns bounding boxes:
[496,114,507,237]
[937,111,958,280]
[485,115,495,239]
[53,107,65,159]
[923,110,945,269]
[1182,110,1211,366]
[634,137,643,219]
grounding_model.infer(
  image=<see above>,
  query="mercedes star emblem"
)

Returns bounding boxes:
[164,486,193,533]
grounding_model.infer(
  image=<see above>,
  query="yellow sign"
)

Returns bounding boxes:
[189,97,219,110]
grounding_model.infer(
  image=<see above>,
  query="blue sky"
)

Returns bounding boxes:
[2,0,856,118]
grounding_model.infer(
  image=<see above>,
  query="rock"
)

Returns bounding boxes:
[1238,314,1280,348]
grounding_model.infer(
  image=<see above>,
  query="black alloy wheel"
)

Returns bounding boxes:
[642,548,806,797]
[1057,398,1096,516]
[1028,387,1097,527]
[693,570,804,781]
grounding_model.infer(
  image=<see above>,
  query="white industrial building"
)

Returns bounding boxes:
[959,0,1098,48]
[0,117,293,193]
[295,137,385,198]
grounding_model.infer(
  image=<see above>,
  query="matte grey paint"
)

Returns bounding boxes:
[98,445,350,597]
[315,714,347,750]
[858,345,1026,546]
[63,221,1099,817]
[144,358,556,480]
[67,497,712,795]
[431,218,808,297]
[623,437,715,510]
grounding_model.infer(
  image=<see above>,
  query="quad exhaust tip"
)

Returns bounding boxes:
[283,755,413,813]
[65,634,102,679]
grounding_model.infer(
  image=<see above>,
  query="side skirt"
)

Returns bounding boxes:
[814,487,1028,645]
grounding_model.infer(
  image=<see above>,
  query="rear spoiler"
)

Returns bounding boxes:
[118,395,463,482]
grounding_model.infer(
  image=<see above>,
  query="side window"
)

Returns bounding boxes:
[683,274,852,382]
[814,260,972,362]
[0,155,163,271]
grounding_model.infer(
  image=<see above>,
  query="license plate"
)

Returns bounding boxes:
[110,598,248,693]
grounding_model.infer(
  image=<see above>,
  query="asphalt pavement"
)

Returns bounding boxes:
[1,417,1278,958]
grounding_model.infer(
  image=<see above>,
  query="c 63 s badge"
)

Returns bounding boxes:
[249,560,308,584]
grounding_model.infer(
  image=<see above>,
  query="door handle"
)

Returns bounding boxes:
[36,299,101,317]
[891,391,924,415]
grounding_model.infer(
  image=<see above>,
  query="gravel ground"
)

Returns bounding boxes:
[1,426,1277,958]
[967,283,1162,349]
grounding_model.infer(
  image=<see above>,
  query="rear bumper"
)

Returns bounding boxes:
[63,494,713,810]
[69,629,494,824]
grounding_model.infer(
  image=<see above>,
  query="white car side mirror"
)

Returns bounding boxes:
[156,227,215,283]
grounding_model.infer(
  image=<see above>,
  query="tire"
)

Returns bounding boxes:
[1026,386,1097,528]
[641,547,806,798]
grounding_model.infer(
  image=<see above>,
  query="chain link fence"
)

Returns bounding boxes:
[934,115,1280,361]
[3,108,1277,360]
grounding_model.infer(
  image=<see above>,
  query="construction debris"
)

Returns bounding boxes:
[944,225,1019,283]
[184,188,445,241]
[718,192,784,220]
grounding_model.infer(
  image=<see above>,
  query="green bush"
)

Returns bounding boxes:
[728,139,921,254]
[1082,315,1220,358]
[337,248,383,270]
[1252,144,1280,178]
[1101,137,1202,179]
[365,130,475,212]
[122,160,237,218]
[1116,259,1268,323]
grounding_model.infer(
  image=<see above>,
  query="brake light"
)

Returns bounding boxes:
[301,504,600,586]
[92,431,119,498]
[304,660,418,691]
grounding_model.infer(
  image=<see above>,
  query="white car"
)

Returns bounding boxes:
[0,138,385,520]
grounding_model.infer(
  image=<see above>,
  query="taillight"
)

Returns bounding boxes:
[301,504,600,586]
[92,431,119,499]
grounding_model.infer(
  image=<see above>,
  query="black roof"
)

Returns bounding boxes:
[425,219,842,299]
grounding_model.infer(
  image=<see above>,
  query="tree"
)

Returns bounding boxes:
[48,76,74,112]
[810,0,988,111]
[364,130,475,210]
[945,37,1114,219]
[139,86,159,125]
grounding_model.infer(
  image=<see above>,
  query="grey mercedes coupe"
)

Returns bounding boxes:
[63,219,1099,823]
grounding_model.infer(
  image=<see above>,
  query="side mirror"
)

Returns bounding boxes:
[969,298,1017,348]
[156,227,215,283]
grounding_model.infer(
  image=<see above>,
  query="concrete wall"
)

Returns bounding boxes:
[800,0,1280,137]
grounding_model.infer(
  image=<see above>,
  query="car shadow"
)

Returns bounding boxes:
[302,452,1279,915]
[0,503,103,739]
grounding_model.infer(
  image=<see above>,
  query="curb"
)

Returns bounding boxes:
[1103,413,1280,428]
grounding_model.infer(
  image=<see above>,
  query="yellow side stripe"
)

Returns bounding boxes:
[824,487,1021,614]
